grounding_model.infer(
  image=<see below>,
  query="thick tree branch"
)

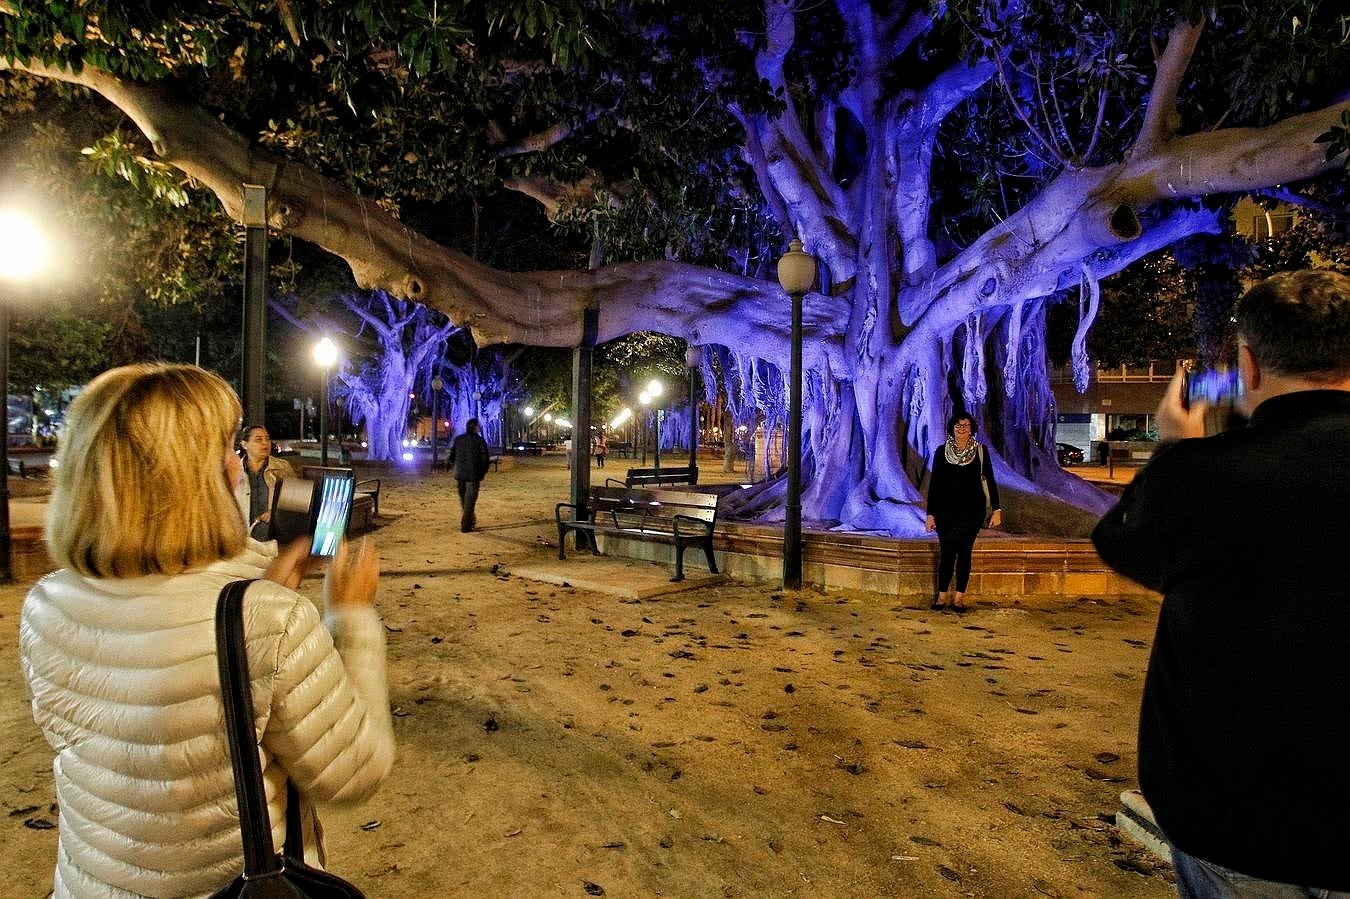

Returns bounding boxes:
[744,0,849,258]
[1134,18,1204,155]
[894,57,996,285]
[0,58,847,371]
[491,121,577,157]
[499,173,597,218]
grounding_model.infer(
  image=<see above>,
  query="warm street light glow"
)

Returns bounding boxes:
[556,418,571,429]
[0,210,50,282]
[312,336,338,368]
[544,412,553,423]
[646,378,664,398]
[610,408,633,429]
[523,406,535,417]
[639,391,651,406]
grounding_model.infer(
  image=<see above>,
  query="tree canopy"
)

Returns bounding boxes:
[2,0,1346,534]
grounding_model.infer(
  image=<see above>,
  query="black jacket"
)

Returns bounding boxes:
[1092,390,1350,889]
[926,442,999,531]
[450,431,491,482]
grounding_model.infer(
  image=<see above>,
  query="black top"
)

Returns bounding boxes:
[926,442,1000,530]
[450,431,491,482]
[1092,390,1350,889]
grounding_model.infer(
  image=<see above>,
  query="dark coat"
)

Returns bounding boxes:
[1092,390,1350,889]
[450,431,491,482]
[925,442,999,531]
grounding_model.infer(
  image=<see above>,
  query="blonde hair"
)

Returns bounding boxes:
[46,364,247,577]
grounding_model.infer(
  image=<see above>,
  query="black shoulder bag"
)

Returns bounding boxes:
[210,580,367,898]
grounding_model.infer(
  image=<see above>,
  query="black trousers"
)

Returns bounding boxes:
[456,479,481,532]
[936,523,981,592]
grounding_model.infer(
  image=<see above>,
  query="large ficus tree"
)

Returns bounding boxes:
[2,1,1346,536]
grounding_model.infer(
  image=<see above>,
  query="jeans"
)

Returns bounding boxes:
[1171,846,1350,899]
[456,479,481,532]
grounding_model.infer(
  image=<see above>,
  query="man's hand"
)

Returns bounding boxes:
[988,509,1003,528]
[924,514,936,532]
[1156,368,1208,442]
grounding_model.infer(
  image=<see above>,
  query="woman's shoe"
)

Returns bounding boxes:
[951,593,967,613]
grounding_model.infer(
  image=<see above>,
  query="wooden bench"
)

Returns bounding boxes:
[301,465,380,528]
[614,465,699,489]
[556,486,720,581]
[8,458,34,479]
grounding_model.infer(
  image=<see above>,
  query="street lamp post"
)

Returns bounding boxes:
[0,210,50,583]
[777,237,816,590]
[430,375,444,472]
[312,337,338,466]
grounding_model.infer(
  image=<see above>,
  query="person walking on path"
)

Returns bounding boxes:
[924,413,1001,612]
[450,417,491,532]
[1093,270,1350,898]
[595,433,608,468]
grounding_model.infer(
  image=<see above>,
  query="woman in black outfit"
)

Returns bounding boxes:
[924,414,1002,611]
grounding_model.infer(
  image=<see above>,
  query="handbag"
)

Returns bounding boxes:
[976,445,993,527]
[210,580,367,898]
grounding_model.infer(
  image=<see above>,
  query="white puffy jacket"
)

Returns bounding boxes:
[19,550,396,898]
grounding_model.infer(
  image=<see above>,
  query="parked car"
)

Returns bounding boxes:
[1056,442,1084,466]
[511,441,543,456]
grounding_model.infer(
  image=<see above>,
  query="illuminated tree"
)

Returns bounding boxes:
[3,2,1345,534]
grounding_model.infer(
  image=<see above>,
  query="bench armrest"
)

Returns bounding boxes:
[604,477,627,488]
[355,478,381,515]
[556,501,583,524]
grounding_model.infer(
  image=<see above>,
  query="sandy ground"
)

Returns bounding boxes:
[0,456,1173,898]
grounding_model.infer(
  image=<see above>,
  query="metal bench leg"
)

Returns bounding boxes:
[672,543,685,582]
[703,539,719,574]
[557,525,568,560]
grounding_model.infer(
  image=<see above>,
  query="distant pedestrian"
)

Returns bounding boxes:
[450,417,491,532]
[595,434,608,468]
[924,413,1001,612]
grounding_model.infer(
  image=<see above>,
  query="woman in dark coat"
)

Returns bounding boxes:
[924,413,1002,611]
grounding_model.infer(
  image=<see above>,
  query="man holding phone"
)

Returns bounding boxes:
[449,417,491,532]
[1093,270,1350,897]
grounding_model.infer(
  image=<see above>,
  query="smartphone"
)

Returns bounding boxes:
[309,471,356,558]
[267,470,355,555]
[1185,366,1244,408]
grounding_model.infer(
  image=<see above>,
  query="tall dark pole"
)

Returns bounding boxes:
[654,408,662,470]
[241,185,267,425]
[0,304,10,583]
[319,372,330,466]
[777,238,815,590]
[687,346,699,481]
[784,286,803,589]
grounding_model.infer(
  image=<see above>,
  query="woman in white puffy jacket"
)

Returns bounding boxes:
[20,363,396,898]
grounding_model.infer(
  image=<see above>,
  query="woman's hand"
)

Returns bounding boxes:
[263,537,314,590]
[924,514,936,532]
[324,537,379,610]
[989,509,1003,528]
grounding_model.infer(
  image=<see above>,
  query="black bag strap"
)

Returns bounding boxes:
[215,579,283,877]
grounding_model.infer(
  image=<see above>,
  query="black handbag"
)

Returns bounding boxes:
[211,580,367,898]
